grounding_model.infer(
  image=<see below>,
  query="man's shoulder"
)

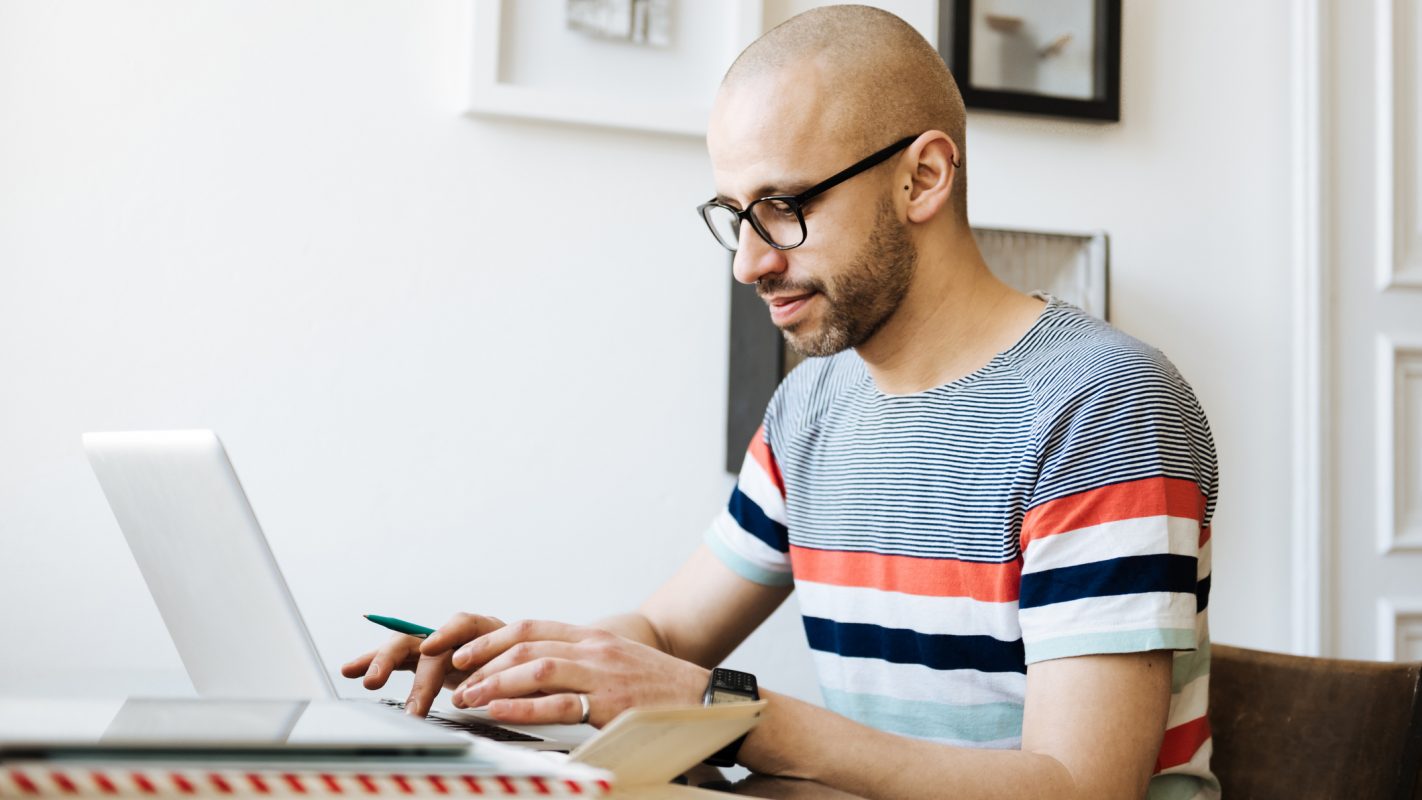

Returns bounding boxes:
[1009,301,1197,413]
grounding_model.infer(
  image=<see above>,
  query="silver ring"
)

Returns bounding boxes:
[577,693,591,725]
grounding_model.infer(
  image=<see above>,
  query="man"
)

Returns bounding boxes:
[342,6,1218,799]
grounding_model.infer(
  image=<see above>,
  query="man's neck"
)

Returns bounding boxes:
[855,240,1046,396]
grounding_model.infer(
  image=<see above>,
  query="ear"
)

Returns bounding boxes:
[900,132,958,224]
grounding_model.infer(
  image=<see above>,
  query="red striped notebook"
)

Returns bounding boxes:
[0,764,612,797]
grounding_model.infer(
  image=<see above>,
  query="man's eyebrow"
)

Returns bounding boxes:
[714,180,816,206]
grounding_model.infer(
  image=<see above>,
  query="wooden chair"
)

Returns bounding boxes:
[1209,644,1422,799]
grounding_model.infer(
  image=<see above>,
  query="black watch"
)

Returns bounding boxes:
[702,668,759,767]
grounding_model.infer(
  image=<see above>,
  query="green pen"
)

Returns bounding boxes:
[364,614,436,638]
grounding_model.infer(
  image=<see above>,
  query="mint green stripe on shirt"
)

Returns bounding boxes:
[1025,628,1197,664]
[821,687,1023,743]
[1172,636,1211,692]
[704,528,794,587]
[1147,773,1218,800]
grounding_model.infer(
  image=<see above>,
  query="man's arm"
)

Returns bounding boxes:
[595,544,793,666]
[443,544,792,722]
[456,607,1172,799]
[735,650,1172,800]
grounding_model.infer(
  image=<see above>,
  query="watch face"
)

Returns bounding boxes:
[712,689,749,704]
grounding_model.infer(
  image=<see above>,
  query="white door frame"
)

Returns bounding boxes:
[1291,0,1329,657]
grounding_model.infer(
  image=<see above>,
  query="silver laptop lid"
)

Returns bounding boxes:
[84,431,336,700]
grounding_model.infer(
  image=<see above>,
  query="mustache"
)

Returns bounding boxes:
[756,275,827,300]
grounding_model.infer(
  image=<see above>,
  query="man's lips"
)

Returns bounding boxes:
[763,291,817,324]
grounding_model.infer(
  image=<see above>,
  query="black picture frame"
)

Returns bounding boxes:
[725,272,784,473]
[940,0,1122,122]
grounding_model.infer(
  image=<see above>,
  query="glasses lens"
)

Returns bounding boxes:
[750,198,805,249]
[701,204,742,251]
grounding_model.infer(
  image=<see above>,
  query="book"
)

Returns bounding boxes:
[0,744,612,797]
[0,763,611,796]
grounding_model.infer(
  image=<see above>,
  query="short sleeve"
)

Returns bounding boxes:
[704,424,794,586]
[1017,356,1216,665]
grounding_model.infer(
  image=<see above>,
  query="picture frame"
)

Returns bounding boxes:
[467,0,765,137]
[939,0,1122,122]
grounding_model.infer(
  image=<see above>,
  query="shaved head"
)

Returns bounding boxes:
[718,4,968,222]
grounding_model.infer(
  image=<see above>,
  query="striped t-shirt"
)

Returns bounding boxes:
[706,299,1219,799]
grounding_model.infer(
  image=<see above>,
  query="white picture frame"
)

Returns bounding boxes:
[467,0,765,137]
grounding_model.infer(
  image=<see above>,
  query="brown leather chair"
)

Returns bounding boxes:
[1209,643,1422,799]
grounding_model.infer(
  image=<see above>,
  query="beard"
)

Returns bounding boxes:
[758,195,917,358]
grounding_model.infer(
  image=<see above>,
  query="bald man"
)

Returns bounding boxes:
[344,7,1219,799]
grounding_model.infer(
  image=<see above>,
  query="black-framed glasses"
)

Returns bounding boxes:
[696,132,953,253]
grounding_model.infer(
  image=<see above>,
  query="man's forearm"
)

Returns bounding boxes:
[742,690,1080,800]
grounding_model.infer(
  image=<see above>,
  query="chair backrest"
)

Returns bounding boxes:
[1209,644,1422,800]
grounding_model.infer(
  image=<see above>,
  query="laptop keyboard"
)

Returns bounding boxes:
[377,699,545,742]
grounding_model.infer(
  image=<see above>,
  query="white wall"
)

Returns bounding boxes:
[0,0,1296,704]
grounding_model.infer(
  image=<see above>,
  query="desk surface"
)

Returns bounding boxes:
[0,676,862,800]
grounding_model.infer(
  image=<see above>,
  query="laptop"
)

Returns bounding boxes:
[80,430,585,753]
[0,696,470,754]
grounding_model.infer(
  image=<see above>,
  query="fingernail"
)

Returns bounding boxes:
[365,663,377,679]
[405,697,420,715]
[454,645,472,664]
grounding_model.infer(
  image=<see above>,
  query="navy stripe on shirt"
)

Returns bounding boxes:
[802,616,1028,674]
[1019,553,1199,610]
[728,486,789,553]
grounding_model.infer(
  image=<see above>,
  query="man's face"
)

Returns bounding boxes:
[707,74,918,358]
[755,195,917,357]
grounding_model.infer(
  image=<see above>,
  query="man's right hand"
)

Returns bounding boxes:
[339,612,505,717]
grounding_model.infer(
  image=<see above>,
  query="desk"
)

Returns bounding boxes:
[0,673,862,800]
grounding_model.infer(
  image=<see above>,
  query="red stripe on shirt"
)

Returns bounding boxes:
[748,425,785,497]
[1022,476,1206,550]
[790,545,1021,602]
[1154,715,1211,772]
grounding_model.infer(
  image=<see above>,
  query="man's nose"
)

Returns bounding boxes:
[731,222,788,285]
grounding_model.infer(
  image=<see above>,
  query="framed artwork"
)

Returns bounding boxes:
[725,227,1109,472]
[939,0,1122,122]
[467,0,764,137]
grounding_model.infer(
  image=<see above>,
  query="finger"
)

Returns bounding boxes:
[452,619,589,672]
[458,658,589,708]
[422,613,505,658]
[340,649,378,678]
[363,634,421,690]
[485,693,591,727]
[452,641,581,695]
[405,652,453,717]
[442,664,477,691]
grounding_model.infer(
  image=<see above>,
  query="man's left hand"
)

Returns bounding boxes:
[448,619,710,726]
